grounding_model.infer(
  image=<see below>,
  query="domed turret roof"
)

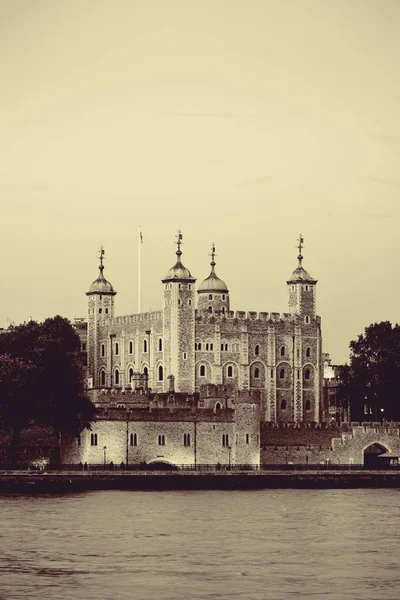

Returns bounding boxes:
[287,234,317,284]
[198,244,229,293]
[162,231,196,283]
[86,247,116,295]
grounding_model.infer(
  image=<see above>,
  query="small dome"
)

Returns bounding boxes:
[197,243,229,293]
[198,271,228,293]
[87,270,116,294]
[163,259,194,281]
[162,231,195,282]
[288,266,314,283]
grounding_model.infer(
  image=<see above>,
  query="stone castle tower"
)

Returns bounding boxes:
[85,233,322,422]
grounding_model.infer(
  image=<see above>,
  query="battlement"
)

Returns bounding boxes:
[99,311,163,326]
[95,406,235,422]
[194,310,315,323]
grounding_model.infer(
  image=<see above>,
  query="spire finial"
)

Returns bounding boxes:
[209,243,216,272]
[175,230,183,258]
[98,246,105,272]
[296,234,304,267]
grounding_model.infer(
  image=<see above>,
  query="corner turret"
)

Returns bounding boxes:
[197,244,230,314]
[287,235,317,318]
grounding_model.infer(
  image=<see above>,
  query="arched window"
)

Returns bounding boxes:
[130,433,137,446]
[184,433,191,446]
[198,342,202,350]
[222,294,225,300]
[208,306,213,313]
[221,343,224,351]
[143,339,147,353]
[210,343,213,350]
[206,343,209,350]
[305,369,311,380]
[306,347,311,357]
[129,368,134,383]
[159,338,162,351]
[221,307,225,314]
[100,370,106,386]
[115,369,119,385]
[280,399,287,410]
[158,365,163,381]
[115,343,119,355]
[279,368,285,379]
[215,402,221,410]
[254,367,260,379]
[129,341,133,354]
[255,345,260,356]
[143,366,148,377]
[209,294,213,300]
[101,344,105,357]
[305,400,311,411]
[280,346,285,357]
[99,308,102,314]
[200,365,206,377]
[227,365,233,378]
[225,344,228,351]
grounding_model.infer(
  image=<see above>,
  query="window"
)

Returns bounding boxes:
[227,366,233,378]
[143,339,147,353]
[189,284,191,290]
[305,400,311,411]
[280,399,287,410]
[100,370,106,386]
[270,369,273,378]
[305,369,311,380]
[129,368,134,383]
[281,346,285,357]
[200,365,206,377]
[184,433,191,447]
[179,284,181,289]
[254,368,260,379]
[77,434,81,446]
[208,306,212,313]
[306,347,311,357]
[297,348,300,358]
[209,294,213,300]
[246,433,250,444]
[198,342,202,350]
[101,344,105,357]
[158,435,165,446]
[130,433,137,446]
[178,299,181,305]
[143,366,148,378]
[221,343,224,351]
[215,402,221,410]
[129,341,133,354]
[183,352,187,360]
[305,316,310,324]
[210,343,213,351]
[99,308,102,314]
[115,369,119,385]
[305,285,309,291]
[188,299,192,305]
[158,365,163,381]
[206,343,209,350]
[90,433,98,446]
[222,433,230,447]
[159,338,162,352]
[222,294,225,300]
[221,307,225,314]
[255,345,260,356]
[225,344,228,351]
[105,308,108,314]
[297,370,300,380]
[291,285,295,291]
[279,368,285,379]
[115,343,119,355]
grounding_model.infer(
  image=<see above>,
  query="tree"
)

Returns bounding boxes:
[337,321,400,422]
[0,316,95,465]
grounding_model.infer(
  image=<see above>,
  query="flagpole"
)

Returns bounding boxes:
[138,226,141,313]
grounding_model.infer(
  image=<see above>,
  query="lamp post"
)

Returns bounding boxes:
[103,446,107,467]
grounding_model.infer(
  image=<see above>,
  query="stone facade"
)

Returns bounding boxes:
[60,385,260,467]
[85,234,322,423]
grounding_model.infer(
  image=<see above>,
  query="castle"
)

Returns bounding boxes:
[86,232,322,422]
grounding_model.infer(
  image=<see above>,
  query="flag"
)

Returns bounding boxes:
[139,229,143,243]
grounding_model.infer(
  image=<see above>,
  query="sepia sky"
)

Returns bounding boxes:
[1,0,400,364]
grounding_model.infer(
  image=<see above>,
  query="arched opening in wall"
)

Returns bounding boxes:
[200,364,206,377]
[221,307,225,314]
[255,345,260,356]
[280,399,287,410]
[304,368,311,381]
[208,306,213,313]
[145,461,179,471]
[129,368,134,383]
[158,365,163,381]
[115,369,120,386]
[280,346,285,357]
[279,368,285,379]
[364,443,389,468]
[227,365,233,378]
[209,294,213,300]
[306,347,311,357]
[143,367,148,378]
[215,402,222,411]
[254,367,260,379]
[100,370,106,386]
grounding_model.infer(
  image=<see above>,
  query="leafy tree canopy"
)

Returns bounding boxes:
[337,321,400,421]
[0,316,95,437]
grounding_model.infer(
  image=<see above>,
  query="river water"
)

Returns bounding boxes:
[0,489,399,600]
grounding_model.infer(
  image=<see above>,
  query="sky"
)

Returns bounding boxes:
[1,0,399,365]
